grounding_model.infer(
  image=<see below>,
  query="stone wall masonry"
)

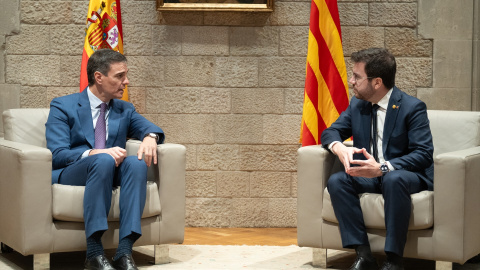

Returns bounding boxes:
[127,56,165,87]
[417,0,477,111]
[385,28,433,57]
[230,27,279,56]
[147,87,231,114]
[215,57,259,87]
[21,1,73,25]
[125,87,147,114]
[214,114,264,144]
[183,26,230,56]
[279,26,309,56]
[369,3,417,27]
[0,84,20,136]
[6,25,51,55]
[123,25,154,56]
[3,0,477,227]
[6,55,62,86]
[231,88,284,114]
[231,198,269,227]
[250,171,292,198]
[0,36,5,85]
[341,26,385,55]
[164,56,215,87]
[338,3,368,26]
[474,0,480,110]
[20,86,48,109]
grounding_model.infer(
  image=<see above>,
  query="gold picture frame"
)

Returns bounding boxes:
[156,0,273,12]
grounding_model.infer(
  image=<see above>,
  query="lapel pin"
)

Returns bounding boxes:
[392,105,399,109]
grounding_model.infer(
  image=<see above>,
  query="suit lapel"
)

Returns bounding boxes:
[106,99,121,148]
[382,87,402,155]
[78,89,95,148]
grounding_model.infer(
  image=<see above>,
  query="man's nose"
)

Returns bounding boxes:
[348,75,355,85]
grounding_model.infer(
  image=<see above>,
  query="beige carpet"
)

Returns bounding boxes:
[1,245,479,269]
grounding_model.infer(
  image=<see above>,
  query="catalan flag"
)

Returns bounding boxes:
[80,0,129,101]
[300,0,349,146]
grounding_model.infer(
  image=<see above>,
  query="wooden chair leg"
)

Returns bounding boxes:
[312,248,327,268]
[154,244,170,264]
[435,261,452,270]
[33,253,50,270]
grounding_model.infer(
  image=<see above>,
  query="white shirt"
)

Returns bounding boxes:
[329,88,395,171]
[372,88,393,170]
[81,87,111,158]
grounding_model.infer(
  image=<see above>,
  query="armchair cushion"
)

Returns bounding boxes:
[322,189,433,230]
[52,181,161,222]
[3,108,49,147]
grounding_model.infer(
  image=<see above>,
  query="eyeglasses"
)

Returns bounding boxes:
[351,74,374,84]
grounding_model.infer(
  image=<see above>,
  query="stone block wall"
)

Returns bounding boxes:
[1,0,479,227]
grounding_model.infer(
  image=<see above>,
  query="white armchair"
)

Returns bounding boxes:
[297,110,480,269]
[0,108,186,269]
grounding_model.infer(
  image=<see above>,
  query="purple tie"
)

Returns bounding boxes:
[94,103,107,149]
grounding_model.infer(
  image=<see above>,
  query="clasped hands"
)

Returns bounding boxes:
[88,136,158,167]
[331,143,382,178]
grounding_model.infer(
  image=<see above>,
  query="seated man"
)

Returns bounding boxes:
[321,48,434,270]
[46,49,164,270]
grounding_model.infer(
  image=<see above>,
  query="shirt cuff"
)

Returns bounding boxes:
[81,149,92,159]
[386,161,395,171]
[328,141,341,155]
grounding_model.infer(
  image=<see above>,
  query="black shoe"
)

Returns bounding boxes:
[112,254,138,270]
[349,256,379,270]
[467,253,480,264]
[380,261,404,270]
[84,255,115,270]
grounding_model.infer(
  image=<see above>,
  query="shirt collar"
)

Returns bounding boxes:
[87,87,109,110]
[375,88,393,110]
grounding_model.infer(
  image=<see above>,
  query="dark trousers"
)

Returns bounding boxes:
[327,170,426,256]
[59,154,148,240]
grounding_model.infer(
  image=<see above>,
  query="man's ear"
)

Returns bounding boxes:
[373,77,383,89]
[94,71,103,85]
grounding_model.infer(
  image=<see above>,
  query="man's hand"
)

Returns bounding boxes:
[331,143,364,172]
[89,147,127,167]
[137,136,157,167]
[348,148,382,178]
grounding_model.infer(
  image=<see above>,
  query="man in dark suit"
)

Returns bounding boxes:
[321,48,434,270]
[46,49,164,270]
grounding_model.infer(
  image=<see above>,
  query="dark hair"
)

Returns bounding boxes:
[87,49,127,86]
[351,48,396,89]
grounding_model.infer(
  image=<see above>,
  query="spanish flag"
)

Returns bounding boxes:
[300,0,348,146]
[80,0,128,101]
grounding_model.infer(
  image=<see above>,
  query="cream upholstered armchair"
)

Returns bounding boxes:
[0,108,186,269]
[297,110,480,269]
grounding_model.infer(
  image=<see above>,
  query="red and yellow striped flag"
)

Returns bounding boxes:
[80,0,128,101]
[300,0,349,146]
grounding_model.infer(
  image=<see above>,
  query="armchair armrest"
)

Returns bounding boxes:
[432,146,480,262]
[126,140,186,244]
[297,145,338,247]
[0,138,54,255]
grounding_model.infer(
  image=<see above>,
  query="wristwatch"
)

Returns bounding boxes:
[380,162,390,175]
[145,133,158,142]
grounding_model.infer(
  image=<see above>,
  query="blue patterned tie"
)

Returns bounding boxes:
[94,103,107,149]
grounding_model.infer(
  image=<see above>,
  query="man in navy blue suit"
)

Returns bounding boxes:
[321,48,434,270]
[46,49,164,270]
